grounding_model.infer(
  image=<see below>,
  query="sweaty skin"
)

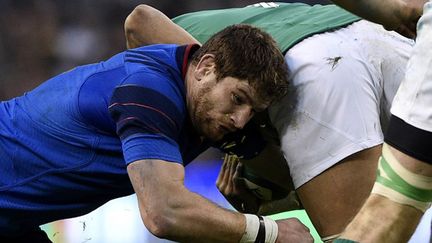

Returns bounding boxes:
[331,0,426,38]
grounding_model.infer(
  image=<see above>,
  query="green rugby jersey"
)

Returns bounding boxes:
[173,2,361,53]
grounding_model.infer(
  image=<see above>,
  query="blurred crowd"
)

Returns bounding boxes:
[0,0,330,100]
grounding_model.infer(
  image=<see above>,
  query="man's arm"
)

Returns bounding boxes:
[124,4,199,48]
[338,145,432,242]
[128,159,313,242]
[331,0,426,38]
[127,159,244,242]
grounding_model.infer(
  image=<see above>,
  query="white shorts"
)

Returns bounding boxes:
[385,1,432,164]
[269,20,413,188]
[391,2,432,132]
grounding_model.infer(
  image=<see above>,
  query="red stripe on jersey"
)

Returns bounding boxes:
[109,102,177,129]
[182,44,198,80]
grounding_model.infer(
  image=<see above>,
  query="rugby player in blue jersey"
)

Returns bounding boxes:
[123,2,431,243]
[0,24,313,243]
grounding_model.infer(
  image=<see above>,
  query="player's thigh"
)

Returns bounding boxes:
[296,145,382,237]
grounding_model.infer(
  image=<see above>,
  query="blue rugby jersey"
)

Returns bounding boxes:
[0,44,207,233]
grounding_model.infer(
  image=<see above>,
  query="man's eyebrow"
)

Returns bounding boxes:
[238,87,266,111]
[238,88,253,103]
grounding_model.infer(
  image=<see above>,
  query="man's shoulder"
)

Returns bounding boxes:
[122,44,186,90]
[129,44,179,53]
[124,44,180,67]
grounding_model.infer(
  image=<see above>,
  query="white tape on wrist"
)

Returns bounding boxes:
[240,214,278,243]
[240,214,260,243]
[263,216,278,243]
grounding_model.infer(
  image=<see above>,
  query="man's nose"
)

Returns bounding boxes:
[231,107,253,129]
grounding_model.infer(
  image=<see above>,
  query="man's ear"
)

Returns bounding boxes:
[194,54,215,81]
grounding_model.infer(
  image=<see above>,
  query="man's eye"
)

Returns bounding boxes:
[232,93,243,104]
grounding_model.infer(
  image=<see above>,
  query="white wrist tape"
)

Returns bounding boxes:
[240,214,278,243]
[240,214,260,242]
[262,216,278,243]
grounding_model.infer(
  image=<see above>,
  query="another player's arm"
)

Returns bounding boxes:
[339,145,432,242]
[331,0,426,38]
[124,4,199,48]
[127,159,245,242]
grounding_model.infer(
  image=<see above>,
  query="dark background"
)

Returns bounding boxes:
[0,0,331,100]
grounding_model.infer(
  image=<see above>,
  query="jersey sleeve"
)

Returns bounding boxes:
[109,72,185,165]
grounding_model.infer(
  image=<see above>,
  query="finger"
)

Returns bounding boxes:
[228,156,238,179]
[223,155,239,192]
[216,155,227,185]
[226,153,233,163]
[216,154,230,189]
[228,153,237,164]
[223,153,230,166]
[225,156,239,193]
[234,161,244,179]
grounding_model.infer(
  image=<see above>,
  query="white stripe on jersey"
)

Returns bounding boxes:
[249,2,280,8]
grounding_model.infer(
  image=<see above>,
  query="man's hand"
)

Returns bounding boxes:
[276,218,314,243]
[332,0,427,39]
[216,154,261,213]
[385,0,426,38]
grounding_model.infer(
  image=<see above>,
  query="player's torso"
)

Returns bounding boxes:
[0,44,198,229]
